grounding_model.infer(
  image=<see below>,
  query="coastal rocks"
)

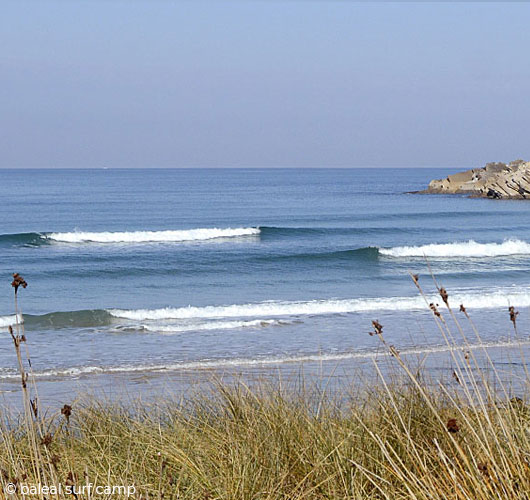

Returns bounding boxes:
[421,160,530,199]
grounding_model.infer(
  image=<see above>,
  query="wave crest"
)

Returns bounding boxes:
[47,227,260,244]
[379,239,530,258]
[109,289,530,321]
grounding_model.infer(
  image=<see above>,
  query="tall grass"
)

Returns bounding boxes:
[0,273,529,499]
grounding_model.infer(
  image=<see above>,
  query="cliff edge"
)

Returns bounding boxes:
[421,160,530,199]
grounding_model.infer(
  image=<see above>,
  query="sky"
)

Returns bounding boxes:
[1,1,529,168]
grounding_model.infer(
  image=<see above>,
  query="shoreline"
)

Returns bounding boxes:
[2,338,529,411]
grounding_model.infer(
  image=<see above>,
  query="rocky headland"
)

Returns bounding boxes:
[420,160,530,199]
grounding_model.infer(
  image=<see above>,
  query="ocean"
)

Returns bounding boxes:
[1,168,529,397]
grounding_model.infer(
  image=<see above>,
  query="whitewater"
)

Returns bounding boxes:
[47,227,261,243]
[109,287,530,322]
[379,238,530,258]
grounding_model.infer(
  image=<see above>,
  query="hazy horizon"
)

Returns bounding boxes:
[0,165,470,170]
[2,1,529,168]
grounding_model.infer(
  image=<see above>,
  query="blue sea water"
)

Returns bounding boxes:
[1,168,529,388]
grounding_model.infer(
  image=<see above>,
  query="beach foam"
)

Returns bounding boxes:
[2,339,529,380]
[138,318,289,334]
[379,239,530,258]
[47,227,260,244]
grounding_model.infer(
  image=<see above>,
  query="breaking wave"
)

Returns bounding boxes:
[0,228,261,246]
[4,230,528,263]
[109,288,530,321]
[2,285,530,334]
[0,314,22,328]
[47,227,261,243]
[379,239,530,258]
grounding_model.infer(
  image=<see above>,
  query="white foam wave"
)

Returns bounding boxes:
[109,288,530,321]
[379,239,530,258]
[47,227,260,244]
[0,314,23,329]
[139,318,288,335]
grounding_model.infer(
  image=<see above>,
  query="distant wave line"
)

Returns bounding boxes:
[0,227,261,246]
[2,230,529,262]
[47,227,261,243]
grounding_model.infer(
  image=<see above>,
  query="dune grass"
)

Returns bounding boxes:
[1,273,529,499]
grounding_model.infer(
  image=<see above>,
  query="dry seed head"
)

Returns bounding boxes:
[61,404,72,422]
[439,287,449,305]
[30,398,38,418]
[509,306,519,327]
[65,471,77,486]
[11,273,27,294]
[477,462,489,476]
[429,303,441,318]
[370,320,383,336]
[51,454,61,470]
[459,304,466,313]
[8,325,16,343]
[389,345,400,358]
[41,434,53,447]
[446,418,460,433]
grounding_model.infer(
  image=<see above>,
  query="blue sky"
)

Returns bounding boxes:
[1,1,529,167]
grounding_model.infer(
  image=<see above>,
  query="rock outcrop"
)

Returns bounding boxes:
[420,160,530,199]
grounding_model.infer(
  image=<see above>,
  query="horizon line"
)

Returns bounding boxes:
[0,165,472,170]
